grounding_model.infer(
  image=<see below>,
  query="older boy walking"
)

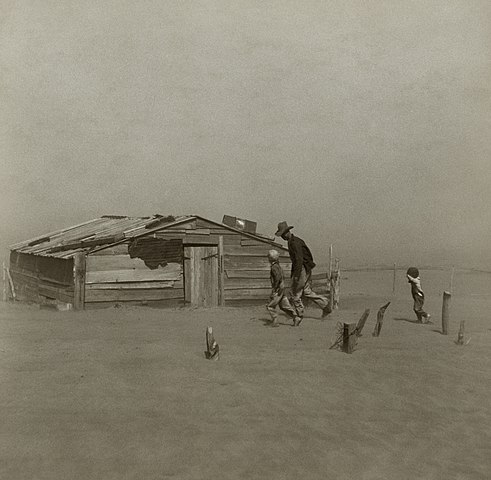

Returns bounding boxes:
[266,249,299,327]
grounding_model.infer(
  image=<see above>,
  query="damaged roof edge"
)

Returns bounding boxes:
[91,215,287,255]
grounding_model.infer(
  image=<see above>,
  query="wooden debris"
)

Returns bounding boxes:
[355,308,370,336]
[205,326,219,360]
[442,291,451,335]
[372,302,391,337]
[456,320,465,345]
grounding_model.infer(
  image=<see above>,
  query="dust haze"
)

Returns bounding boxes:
[1,1,490,268]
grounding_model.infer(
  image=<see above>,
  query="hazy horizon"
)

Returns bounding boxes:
[1,1,490,269]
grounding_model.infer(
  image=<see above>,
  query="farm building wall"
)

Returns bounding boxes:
[9,251,74,304]
[83,217,328,308]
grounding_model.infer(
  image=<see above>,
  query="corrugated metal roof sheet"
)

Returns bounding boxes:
[10,215,192,259]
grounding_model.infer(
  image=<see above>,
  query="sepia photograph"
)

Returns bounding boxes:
[1,1,490,479]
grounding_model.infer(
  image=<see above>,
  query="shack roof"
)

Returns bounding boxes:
[10,215,284,259]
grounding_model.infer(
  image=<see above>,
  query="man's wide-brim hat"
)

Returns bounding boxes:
[275,221,294,237]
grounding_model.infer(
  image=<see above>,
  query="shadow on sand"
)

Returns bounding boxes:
[393,317,421,324]
[253,316,294,327]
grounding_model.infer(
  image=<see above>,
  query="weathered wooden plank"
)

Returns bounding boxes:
[224,279,273,290]
[240,238,278,247]
[73,253,86,310]
[10,270,39,287]
[10,267,38,280]
[225,270,271,279]
[224,255,273,270]
[86,264,183,284]
[224,245,289,257]
[89,244,130,256]
[87,254,152,272]
[166,220,196,230]
[85,298,185,309]
[204,245,219,306]
[224,288,271,299]
[222,235,241,245]
[39,284,74,303]
[218,236,224,306]
[186,229,210,235]
[183,236,218,245]
[86,281,176,290]
[85,287,185,303]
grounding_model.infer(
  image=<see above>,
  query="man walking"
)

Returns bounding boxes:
[275,221,331,325]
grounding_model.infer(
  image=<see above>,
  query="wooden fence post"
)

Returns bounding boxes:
[217,236,225,306]
[456,320,465,345]
[355,308,370,336]
[73,253,86,311]
[342,323,357,353]
[442,291,451,335]
[372,301,391,337]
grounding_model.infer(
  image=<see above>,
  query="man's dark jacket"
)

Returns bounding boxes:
[287,234,316,278]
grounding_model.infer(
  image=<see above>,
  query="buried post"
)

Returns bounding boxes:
[355,308,371,337]
[204,326,219,360]
[456,320,465,345]
[342,323,357,354]
[442,291,451,335]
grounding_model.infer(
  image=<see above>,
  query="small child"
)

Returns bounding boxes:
[406,267,431,323]
[267,250,299,327]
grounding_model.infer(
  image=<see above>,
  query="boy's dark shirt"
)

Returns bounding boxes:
[287,234,316,278]
[270,261,285,296]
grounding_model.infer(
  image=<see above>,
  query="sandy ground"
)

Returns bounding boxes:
[1,291,491,480]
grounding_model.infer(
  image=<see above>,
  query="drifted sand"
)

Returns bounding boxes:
[1,293,490,480]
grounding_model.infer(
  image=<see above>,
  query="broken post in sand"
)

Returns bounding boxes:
[449,267,455,293]
[372,301,391,337]
[355,308,371,336]
[456,320,465,345]
[442,291,451,335]
[342,323,357,354]
[205,326,219,360]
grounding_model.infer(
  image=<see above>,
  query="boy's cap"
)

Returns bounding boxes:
[406,267,419,277]
[275,221,293,237]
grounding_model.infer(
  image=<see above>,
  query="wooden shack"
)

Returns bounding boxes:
[8,214,328,309]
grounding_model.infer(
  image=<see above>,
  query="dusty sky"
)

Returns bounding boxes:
[1,0,490,268]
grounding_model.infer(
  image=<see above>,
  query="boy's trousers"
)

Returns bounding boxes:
[413,294,429,321]
[267,293,296,321]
